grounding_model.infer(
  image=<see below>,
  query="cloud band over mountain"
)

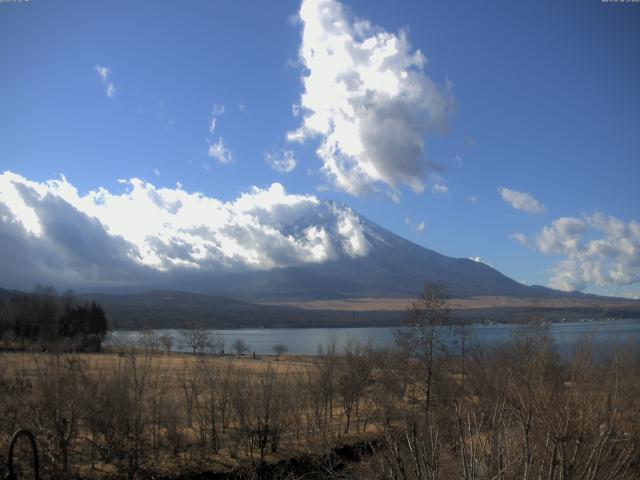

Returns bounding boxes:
[1,171,637,294]
[0,172,369,289]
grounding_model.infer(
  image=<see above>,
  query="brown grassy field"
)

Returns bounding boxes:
[263,295,640,311]
[1,327,639,479]
[1,350,313,379]
[0,348,382,479]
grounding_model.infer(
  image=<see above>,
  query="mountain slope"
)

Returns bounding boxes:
[175,206,580,302]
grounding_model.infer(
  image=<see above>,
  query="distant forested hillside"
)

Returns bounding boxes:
[1,287,637,334]
[79,290,404,330]
[80,290,640,331]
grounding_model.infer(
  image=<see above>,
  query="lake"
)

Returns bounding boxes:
[108,318,640,355]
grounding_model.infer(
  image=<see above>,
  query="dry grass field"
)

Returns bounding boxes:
[0,347,383,479]
[1,350,313,380]
[264,295,640,311]
[1,324,639,479]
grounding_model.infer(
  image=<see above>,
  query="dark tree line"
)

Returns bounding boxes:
[0,285,108,351]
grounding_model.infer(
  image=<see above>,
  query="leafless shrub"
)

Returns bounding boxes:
[232,338,251,356]
[395,283,456,416]
[273,343,288,358]
[180,328,211,355]
[337,338,373,433]
[209,332,226,355]
[158,334,174,354]
[29,353,87,478]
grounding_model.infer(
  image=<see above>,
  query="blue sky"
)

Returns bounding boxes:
[0,0,639,296]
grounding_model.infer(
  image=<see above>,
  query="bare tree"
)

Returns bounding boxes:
[138,330,160,353]
[159,334,173,355]
[179,360,201,430]
[252,365,289,460]
[229,368,252,457]
[145,356,171,459]
[31,354,87,477]
[209,332,226,355]
[232,338,250,356]
[180,328,211,355]
[217,359,236,433]
[377,409,442,480]
[337,338,372,432]
[395,283,451,415]
[83,348,155,479]
[316,338,338,439]
[272,343,288,358]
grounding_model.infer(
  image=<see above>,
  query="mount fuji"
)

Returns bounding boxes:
[172,202,571,302]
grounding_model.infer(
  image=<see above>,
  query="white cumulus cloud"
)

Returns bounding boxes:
[265,150,297,174]
[0,171,371,289]
[534,213,640,291]
[209,104,225,134]
[288,0,454,198]
[508,232,528,246]
[404,217,425,233]
[95,64,116,98]
[207,138,234,164]
[498,187,545,214]
[536,217,586,255]
[206,104,234,165]
[433,183,448,194]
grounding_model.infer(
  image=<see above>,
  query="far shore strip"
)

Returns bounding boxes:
[259,296,639,312]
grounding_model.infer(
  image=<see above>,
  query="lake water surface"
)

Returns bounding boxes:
[109,318,640,355]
